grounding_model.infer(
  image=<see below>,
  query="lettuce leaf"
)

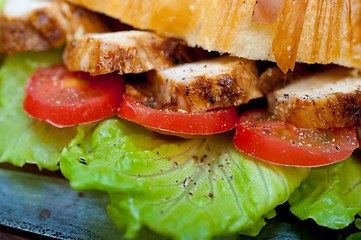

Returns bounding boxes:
[289,154,361,229]
[0,0,4,65]
[0,0,4,11]
[60,118,310,239]
[0,50,77,170]
[347,218,361,240]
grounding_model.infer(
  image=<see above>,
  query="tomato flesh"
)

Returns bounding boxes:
[117,93,238,137]
[23,65,125,127]
[233,109,359,167]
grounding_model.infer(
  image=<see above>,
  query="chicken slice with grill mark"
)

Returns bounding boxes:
[148,56,262,112]
[63,31,197,76]
[267,67,361,129]
[256,63,315,93]
[0,0,110,55]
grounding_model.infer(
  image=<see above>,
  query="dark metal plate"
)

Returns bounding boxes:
[0,167,355,239]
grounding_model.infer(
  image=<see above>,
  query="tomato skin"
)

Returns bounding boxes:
[23,65,125,128]
[117,94,238,137]
[233,109,359,167]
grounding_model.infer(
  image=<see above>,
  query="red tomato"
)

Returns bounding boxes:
[233,109,359,167]
[23,65,125,128]
[117,94,238,138]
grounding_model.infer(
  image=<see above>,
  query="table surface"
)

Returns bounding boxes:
[0,163,358,240]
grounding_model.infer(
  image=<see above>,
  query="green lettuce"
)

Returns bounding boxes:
[0,50,77,170]
[347,218,361,240]
[0,0,4,65]
[0,0,4,11]
[289,154,361,229]
[60,118,310,239]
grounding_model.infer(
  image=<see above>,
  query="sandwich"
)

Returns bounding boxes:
[1,0,361,239]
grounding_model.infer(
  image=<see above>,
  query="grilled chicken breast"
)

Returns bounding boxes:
[267,67,361,129]
[0,0,109,55]
[63,31,196,76]
[149,56,262,112]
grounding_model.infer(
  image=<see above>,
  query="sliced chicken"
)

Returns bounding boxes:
[256,64,314,93]
[0,0,110,55]
[267,67,361,129]
[63,31,196,76]
[148,56,262,112]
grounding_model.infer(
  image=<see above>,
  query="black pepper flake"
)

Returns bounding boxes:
[188,192,193,196]
[182,177,191,188]
[185,86,190,96]
[208,193,214,198]
[146,104,155,108]
[208,96,215,104]
[335,146,340,150]
[263,129,272,134]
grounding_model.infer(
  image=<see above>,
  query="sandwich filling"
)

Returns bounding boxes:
[0,0,361,239]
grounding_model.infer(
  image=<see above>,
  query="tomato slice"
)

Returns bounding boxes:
[23,65,125,128]
[233,109,359,167]
[117,93,238,138]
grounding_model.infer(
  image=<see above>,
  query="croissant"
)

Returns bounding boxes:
[64,0,361,73]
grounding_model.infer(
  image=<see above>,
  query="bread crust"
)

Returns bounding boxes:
[65,0,361,70]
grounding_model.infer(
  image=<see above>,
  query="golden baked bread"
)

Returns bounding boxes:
[64,0,361,73]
